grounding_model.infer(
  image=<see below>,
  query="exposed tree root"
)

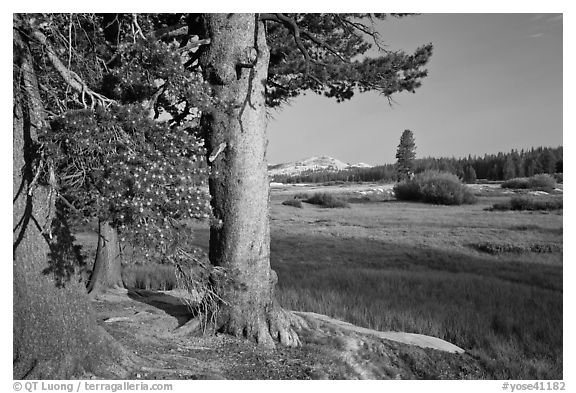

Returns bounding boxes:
[266,301,309,347]
[172,317,204,338]
[217,300,309,349]
[88,286,129,302]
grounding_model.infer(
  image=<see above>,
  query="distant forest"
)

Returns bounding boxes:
[271,146,563,184]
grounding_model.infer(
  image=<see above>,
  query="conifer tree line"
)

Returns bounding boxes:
[272,146,563,184]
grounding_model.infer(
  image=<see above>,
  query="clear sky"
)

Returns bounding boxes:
[267,14,563,166]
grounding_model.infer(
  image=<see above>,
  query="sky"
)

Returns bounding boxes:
[266,14,563,166]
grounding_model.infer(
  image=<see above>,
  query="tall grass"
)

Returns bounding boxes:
[271,233,562,379]
[122,263,177,290]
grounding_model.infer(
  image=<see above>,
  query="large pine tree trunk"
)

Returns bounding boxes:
[199,14,303,347]
[13,28,129,379]
[87,220,124,297]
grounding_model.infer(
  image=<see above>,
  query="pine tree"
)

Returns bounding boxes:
[463,165,477,184]
[395,129,417,181]
[14,13,434,353]
[503,156,516,180]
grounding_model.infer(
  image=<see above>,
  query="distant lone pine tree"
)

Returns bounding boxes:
[396,129,417,181]
[463,165,477,184]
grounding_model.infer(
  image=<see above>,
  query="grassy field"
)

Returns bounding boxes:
[78,183,563,379]
[190,185,563,379]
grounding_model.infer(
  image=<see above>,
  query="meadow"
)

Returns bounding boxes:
[104,183,563,379]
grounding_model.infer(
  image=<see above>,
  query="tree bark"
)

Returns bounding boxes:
[13,27,129,379]
[87,220,124,297]
[199,13,303,348]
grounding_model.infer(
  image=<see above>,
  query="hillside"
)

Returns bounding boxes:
[268,156,371,177]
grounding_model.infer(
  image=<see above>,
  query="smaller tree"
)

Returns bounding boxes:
[395,129,417,181]
[463,165,477,184]
[503,156,516,180]
[539,149,557,174]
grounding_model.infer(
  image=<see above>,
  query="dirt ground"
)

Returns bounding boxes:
[92,289,491,380]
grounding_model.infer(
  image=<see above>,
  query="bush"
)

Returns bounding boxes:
[552,173,563,184]
[293,192,309,199]
[393,170,476,205]
[282,199,303,208]
[471,242,525,254]
[502,174,556,192]
[471,241,561,255]
[510,196,562,211]
[528,174,556,192]
[501,178,530,189]
[304,192,349,208]
[393,181,421,201]
[491,196,563,211]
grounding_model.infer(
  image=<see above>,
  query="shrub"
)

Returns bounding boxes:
[552,173,563,184]
[348,192,394,204]
[293,192,309,199]
[501,174,556,192]
[394,170,476,205]
[471,241,561,255]
[501,178,530,189]
[510,196,562,211]
[282,199,303,208]
[491,200,512,211]
[304,192,349,208]
[471,242,525,254]
[490,196,563,211]
[393,181,421,201]
[528,174,556,192]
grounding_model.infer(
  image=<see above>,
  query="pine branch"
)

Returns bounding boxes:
[299,30,348,63]
[260,14,311,77]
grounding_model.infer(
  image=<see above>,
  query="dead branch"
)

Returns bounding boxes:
[261,13,346,62]
[58,194,82,214]
[153,23,188,40]
[131,14,146,41]
[144,84,166,119]
[335,15,388,52]
[30,29,116,109]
